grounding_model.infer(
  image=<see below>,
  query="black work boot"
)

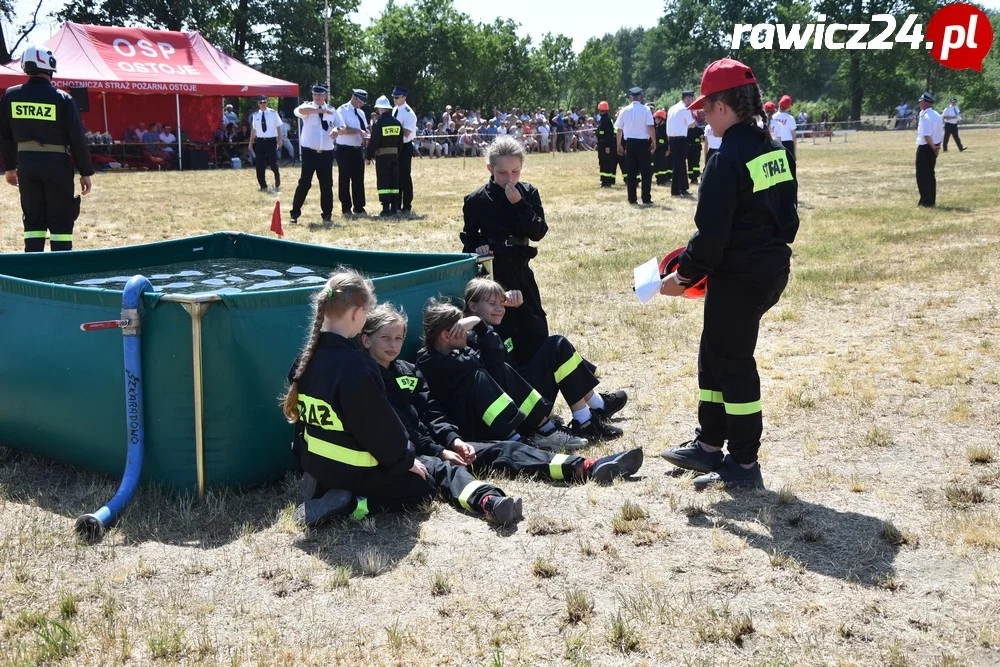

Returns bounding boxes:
[692,455,764,490]
[482,495,523,525]
[660,440,724,473]
[587,448,644,484]
[293,489,354,527]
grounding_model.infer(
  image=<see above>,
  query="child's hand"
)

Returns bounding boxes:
[449,316,480,339]
[439,449,467,466]
[409,459,428,479]
[503,290,524,308]
[475,244,492,256]
[504,181,522,204]
[659,272,687,297]
[451,439,477,464]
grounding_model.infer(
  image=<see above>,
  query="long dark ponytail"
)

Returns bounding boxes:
[706,84,773,143]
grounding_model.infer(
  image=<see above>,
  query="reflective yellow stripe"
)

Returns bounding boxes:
[304,431,378,467]
[50,234,72,241]
[297,394,344,432]
[23,231,47,239]
[746,149,794,193]
[382,125,401,136]
[377,188,400,194]
[483,393,514,426]
[351,496,369,521]
[599,172,616,177]
[11,102,56,120]
[724,400,762,416]
[699,389,724,404]
[503,337,514,353]
[396,376,418,391]
[549,453,570,481]
[519,389,542,416]
[458,481,488,510]
[554,352,583,383]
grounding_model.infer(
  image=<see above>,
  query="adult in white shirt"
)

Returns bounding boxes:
[223,104,238,126]
[915,91,943,208]
[336,88,370,216]
[249,95,284,193]
[290,84,343,224]
[702,123,722,165]
[665,90,696,196]
[615,86,656,204]
[391,86,418,213]
[772,95,797,157]
[158,124,177,156]
[942,97,966,152]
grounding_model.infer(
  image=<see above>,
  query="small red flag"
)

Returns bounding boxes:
[270,200,284,237]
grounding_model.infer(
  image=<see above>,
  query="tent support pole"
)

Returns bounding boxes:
[102,92,108,133]
[176,94,182,171]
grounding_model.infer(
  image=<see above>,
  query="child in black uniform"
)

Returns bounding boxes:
[463,277,627,442]
[361,304,642,484]
[652,109,670,186]
[658,58,799,489]
[283,270,522,527]
[416,300,587,452]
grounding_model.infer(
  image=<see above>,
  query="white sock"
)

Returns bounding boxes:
[538,420,556,434]
[586,393,605,410]
[572,406,592,425]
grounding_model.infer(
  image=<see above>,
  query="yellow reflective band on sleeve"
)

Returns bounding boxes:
[50,234,73,241]
[382,125,401,136]
[458,480,488,510]
[297,394,345,431]
[519,389,542,416]
[351,496,369,521]
[304,432,378,467]
[483,393,514,426]
[699,389,724,404]
[12,102,56,120]
[724,400,762,416]
[23,231,47,239]
[554,352,584,383]
[549,453,570,481]
[746,149,794,193]
[396,376,418,391]
[503,337,514,353]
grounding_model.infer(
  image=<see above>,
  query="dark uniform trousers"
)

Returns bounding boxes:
[668,136,689,194]
[653,134,670,186]
[781,140,795,159]
[468,441,586,483]
[916,144,937,207]
[493,258,549,356]
[943,124,963,151]
[687,133,703,183]
[622,138,653,204]
[375,151,400,210]
[291,147,334,219]
[337,145,366,213]
[466,364,551,440]
[518,335,600,408]
[398,143,413,209]
[696,270,788,465]
[598,146,618,186]
[18,153,78,252]
[254,137,280,190]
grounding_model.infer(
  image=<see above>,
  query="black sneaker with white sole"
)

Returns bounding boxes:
[593,390,628,419]
[588,448,644,484]
[293,488,354,527]
[660,440,724,473]
[483,495,523,525]
[692,455,764,490]
[570,415,623,441]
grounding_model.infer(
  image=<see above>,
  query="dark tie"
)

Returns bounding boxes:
[392,107,398,118]
[355,108,366,130]
[261,112,267,133]
[321,114,329,132]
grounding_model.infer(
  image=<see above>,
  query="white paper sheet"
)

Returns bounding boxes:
[633,258,661,305]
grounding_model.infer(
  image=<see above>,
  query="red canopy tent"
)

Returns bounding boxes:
[2,22,298,167]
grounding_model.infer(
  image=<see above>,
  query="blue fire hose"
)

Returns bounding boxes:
[75,275,153,541]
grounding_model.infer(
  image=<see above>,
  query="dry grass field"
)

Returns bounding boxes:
[1,129,999,666]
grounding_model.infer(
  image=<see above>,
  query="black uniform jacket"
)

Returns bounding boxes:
[460,180,547,261]
[0,77,94,175]
[289,333,414,489]
[678,122,799,282]
[380,358,461,457]
[597,113,616,148]
[365,112,403,160]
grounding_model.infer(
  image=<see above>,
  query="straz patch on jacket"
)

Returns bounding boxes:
[503,338,514,353]
[746,150,793,193]
[297,394,344,431]
[11,102,57,121]
[396,376,418,391]
[382,125,402,136]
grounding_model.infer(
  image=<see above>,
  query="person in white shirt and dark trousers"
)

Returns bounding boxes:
[666,91,696,196]
[290,85,342,224]
[915,92,943,208]
[942,97,966,152]
[615,87,656,205]
[391,86,418,213]
[250,95,283,194]
[336,89,370,216]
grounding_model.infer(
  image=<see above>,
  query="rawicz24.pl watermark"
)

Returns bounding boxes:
[731,2,994,71]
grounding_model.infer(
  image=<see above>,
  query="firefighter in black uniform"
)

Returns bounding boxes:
[652,109,669,185]
[0,45,93,252]
[460,136,549,356]
[596,100,618,187]
[284,272,522,528]
[687,112,705,184]
[361,305,642,485]
[658,58,799,490]
[365,95,402,217]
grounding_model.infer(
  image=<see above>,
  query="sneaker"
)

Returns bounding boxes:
[959,146,967,152]
[259,186,268,193]
[660,440,723,473]
[692,455,764,490]
[378,209,392,217]
[353,208,367,216]
[483,495,523,525]
[290,216,299,224]
[268,186,276,195]
[594,390,628,419]
[569,416,623,441]
[321,216,332,223]
[531,427,588,451]
[587,448,644,484]
[293,488,354,527]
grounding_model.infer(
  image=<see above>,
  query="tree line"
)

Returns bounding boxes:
[4,0,997,119]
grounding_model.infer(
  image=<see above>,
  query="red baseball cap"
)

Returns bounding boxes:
[779,94,793,109]
[764,101,776,113]
[653,109,666,120]
[688,58,758,111]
